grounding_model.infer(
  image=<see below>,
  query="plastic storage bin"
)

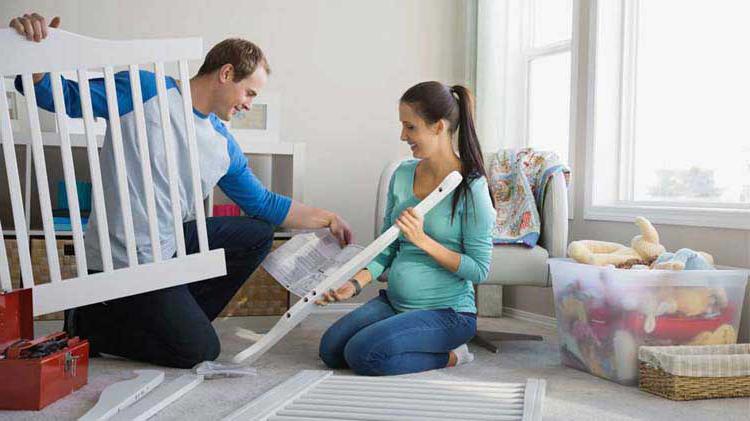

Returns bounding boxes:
[549,258,748,385]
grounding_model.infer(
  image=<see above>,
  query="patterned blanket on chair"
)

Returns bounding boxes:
[489,148,570,247]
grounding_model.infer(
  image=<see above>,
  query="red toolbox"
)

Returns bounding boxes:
[0,288,89,410]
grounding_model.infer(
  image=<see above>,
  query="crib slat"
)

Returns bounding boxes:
[178,60,208,254]
[78,69,114,272]
[129,65,162,262]
[50,72,88,277]
[154,61,186,257]
[0,220,11,292]
[103,66,138,267]
[21,74,61,283]
[24,146,31,233]
[0,79,34,286]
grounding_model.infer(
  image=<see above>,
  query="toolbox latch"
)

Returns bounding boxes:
[64,352,79,377]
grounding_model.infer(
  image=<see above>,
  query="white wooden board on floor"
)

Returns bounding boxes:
[79,370,164,421]
[223,370,546,421]
[111,374,204,421]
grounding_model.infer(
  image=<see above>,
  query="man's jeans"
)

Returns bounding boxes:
[319,289,477,376]
[64,216,274,368]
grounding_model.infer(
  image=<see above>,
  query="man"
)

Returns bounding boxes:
[10,13,353,368]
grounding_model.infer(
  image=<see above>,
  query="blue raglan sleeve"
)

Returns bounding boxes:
[365,166,401,280]
[454,177,496,283]
[217,130,292,225]
[14,70,169,120]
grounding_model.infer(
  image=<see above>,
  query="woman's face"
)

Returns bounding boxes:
[399,102,442,159]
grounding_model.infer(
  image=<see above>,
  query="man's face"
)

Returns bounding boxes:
[215,65,268,121]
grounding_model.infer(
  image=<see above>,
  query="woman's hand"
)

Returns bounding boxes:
[395,207,428,249]
[316,280,357,306]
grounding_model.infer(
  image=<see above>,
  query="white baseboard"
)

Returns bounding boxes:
[502,307,558,330]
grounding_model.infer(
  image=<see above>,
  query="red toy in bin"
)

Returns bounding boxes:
[624,305,736,342]
[0,288,89,410]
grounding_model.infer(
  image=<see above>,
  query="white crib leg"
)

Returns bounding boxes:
[232,172,463,364]
[110,374,204,421]
[78,370,164,421]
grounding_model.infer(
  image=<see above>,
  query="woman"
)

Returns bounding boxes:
[317,82,496,376]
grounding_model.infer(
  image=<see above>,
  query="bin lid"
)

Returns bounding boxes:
[0,288,34,354]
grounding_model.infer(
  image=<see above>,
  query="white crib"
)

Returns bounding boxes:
[0,28,226,316]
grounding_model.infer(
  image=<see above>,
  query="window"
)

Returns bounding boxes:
[523,0,573,165]
[585,0,750,229]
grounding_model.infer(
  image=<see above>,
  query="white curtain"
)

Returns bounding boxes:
[475,0,505,155]
[474,0,524,155]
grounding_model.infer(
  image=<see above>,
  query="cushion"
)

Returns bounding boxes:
[485,244,549,287]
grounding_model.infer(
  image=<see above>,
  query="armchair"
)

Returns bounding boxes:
[374,157,569,353]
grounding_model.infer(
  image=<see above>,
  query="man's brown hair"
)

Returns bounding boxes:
[196,38,270,81]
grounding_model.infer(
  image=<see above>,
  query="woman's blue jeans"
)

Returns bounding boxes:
[319,289,477,376]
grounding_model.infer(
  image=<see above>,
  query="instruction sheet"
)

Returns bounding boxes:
[261,231,364,297]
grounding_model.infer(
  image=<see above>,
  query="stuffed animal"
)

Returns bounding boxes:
[689,324,737,345]
[652,287,727,318]
[613,330,638,383]
[652,248,715,271]
[567,240,641,267]
[568,217,664,267]
[630,217,666,262]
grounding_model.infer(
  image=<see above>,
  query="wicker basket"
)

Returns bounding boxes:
[639,344,750,400]
[30,238,79,321]
[4,239,22,289]
[219,239,290,317]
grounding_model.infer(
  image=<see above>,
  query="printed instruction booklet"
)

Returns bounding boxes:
[262,231,364,297]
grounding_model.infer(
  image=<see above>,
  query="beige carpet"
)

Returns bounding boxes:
[1,312,748,420]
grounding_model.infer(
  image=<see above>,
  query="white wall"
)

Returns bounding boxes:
[1,0,471,244]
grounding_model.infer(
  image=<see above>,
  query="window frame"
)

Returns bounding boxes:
[580,0,750,230]
[500,0,576,218]
[521,0,574,162]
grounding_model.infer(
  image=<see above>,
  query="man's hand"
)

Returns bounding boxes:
[395,207,428,248]
[281,202,354,247]
[9,14,60,42]
[315,280,356,306]
[328,213,353,247]
[9,13,60,83]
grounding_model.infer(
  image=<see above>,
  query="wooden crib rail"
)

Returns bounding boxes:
[0,28,224,316]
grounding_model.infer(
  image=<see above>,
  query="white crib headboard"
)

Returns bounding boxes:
[0,28,226,316]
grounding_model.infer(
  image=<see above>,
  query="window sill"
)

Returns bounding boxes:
[584,204,750,230]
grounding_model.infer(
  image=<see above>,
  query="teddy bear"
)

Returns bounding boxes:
[568,217,665,267]
[622,285,730,337]
[652,248,715,271]
[688,324,737,345]
[567,240,641,267]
